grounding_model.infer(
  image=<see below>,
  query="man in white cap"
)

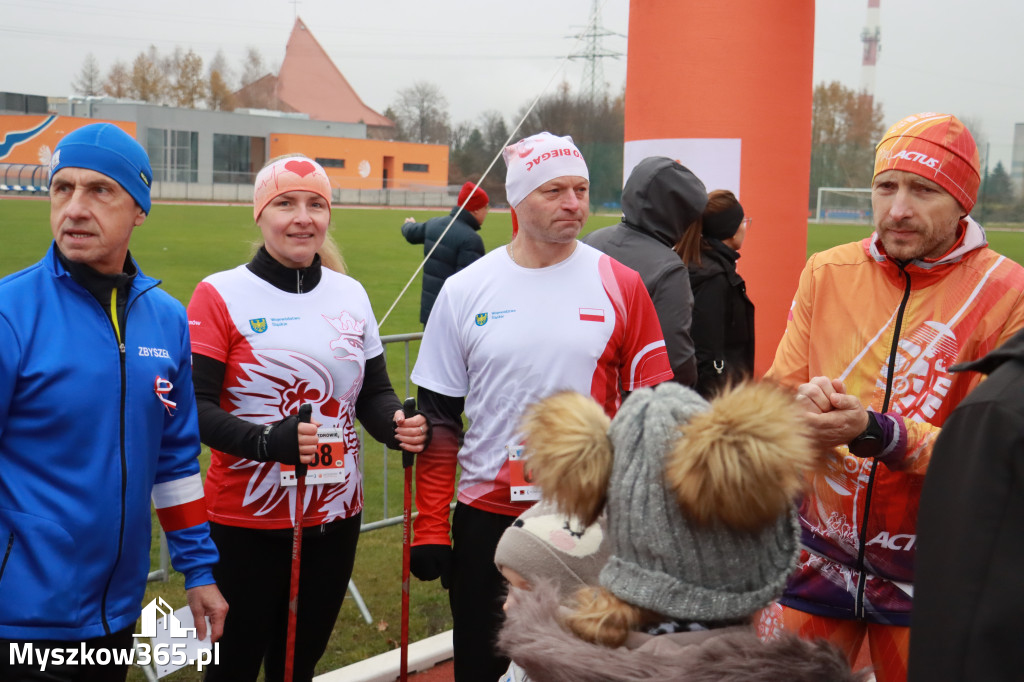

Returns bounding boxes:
[408,132,673,681]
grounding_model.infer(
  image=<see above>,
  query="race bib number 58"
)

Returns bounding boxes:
[281,426,347,486]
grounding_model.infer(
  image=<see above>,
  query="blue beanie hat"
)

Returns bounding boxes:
[49,123,153,214]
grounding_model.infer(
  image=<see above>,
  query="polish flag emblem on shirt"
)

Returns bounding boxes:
[579,308,605,322]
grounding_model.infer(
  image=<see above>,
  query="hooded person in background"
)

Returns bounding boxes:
[681,189,755,398]
[583,156,709,387]
[761,112,1024,681]
[401,181,488,325]
[497,382,865,682]
[408,132,672,681]
[0,123,227,681]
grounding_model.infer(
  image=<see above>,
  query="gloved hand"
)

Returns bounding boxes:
[410,544,452,589]
[254,414,302,464]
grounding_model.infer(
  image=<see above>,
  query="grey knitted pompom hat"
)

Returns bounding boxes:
[598,382,804,623]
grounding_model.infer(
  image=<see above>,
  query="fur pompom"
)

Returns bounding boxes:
[520,391,612,526]
[666,381,815,532]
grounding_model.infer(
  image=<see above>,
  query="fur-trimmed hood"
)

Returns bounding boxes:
[499,582,868,682]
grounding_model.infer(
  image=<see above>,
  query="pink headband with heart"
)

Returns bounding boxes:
[253,156,333,221]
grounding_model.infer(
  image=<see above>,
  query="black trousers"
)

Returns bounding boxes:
[449,502,517,682]
[0,626,134,682]
[203,515,361,682]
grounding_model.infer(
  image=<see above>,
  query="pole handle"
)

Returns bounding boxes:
[399,393,415,466]
[296,403,312,478]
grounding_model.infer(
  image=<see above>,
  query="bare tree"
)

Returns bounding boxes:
[389,82,451,145]
[516,83,625,206]
[103,60,131,98]
[72,53,103,96]
[450,110,510,199]
[168,48,206,107]
[209,50,234,90]
[960,116,988,169]
[130,46,166,103]
[240,47,266,88]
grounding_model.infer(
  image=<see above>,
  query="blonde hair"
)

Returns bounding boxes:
[318,229,347,274]
[562,585,653,648]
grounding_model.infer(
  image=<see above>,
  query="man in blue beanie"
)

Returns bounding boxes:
[0,123,227,681]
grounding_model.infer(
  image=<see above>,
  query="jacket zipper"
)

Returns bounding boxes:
[854,263,911,619]
[0,531,13,582]
[99,287,128,635]
[95,279,159,634]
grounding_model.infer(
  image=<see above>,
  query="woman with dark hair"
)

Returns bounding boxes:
[187,155,429,681]
[678,189,755,397]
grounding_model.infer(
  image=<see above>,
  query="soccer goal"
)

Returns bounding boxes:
[814,187,873,224]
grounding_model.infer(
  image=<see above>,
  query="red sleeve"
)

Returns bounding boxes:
[186,281,233,362]
[412,424,459,546]
[603,256,673,391]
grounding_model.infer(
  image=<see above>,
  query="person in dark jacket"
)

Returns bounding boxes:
[682,189,755,397]
[402,181,488,324]
[908,327,1024,682]
[583,156,707,386]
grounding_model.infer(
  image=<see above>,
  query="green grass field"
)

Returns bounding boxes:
[1,197,1022,679]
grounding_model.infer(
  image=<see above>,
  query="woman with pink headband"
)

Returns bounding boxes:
[186,155,430,680]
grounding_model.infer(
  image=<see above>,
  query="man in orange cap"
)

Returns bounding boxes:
[760,112,1024,680]
[401,181,488,324]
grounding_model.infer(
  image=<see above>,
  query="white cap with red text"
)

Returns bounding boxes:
[502,132,589,208]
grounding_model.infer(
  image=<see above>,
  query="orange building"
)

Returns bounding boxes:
[269,133,448,191]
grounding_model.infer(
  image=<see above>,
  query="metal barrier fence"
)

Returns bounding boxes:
[147,331,426,623]
[0,163,457,207]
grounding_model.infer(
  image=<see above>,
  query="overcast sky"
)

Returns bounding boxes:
[2,0,1021,169]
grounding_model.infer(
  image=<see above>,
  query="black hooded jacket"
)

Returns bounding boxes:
[688,239,755,397]
[909,327,1024,681]
[402,207,485,324]
[583,157,707,387]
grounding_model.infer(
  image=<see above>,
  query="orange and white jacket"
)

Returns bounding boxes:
[767,218,1024,625]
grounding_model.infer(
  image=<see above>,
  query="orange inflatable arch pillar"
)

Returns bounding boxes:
[625,0,815,376]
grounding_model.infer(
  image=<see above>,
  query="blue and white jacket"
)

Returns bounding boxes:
[0,243,217,640]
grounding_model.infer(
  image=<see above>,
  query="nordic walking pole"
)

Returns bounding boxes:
[285,403,312,682]
[400,396,417,682]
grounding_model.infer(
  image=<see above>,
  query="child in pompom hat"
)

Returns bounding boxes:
[497,382,867,682]
[494,500,610,682]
